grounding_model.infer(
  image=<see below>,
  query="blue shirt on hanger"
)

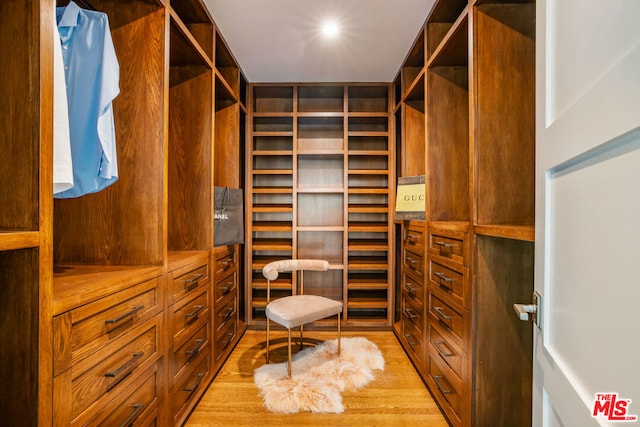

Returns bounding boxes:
[55,1,120,198]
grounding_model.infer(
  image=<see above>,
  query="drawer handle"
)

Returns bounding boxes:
[184,372,205,393]
[435,240,457,257]
[406,257,419,268]
[184,273,204,290]
[404,308,418,319]
[105,351,144,387]
[405,283,417,296]
[434,340,454,358]
[185,305,205,324]
[221,331,235,349]
[406,234,418,243]
[434,241,456,248]
[434,306,453,321]
[185,338,205,358]
[221,306,235,321]
[105,305,144,328]
[221,260,233,268]
[221,282,234,295]
[433,272,454,291]
[119,403,144,427]
[403,333,418,347]
[433,375,454,395]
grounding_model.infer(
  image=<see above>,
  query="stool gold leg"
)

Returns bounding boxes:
[337,311,341,356]
[266,318,270,363]
[287,328,292,377]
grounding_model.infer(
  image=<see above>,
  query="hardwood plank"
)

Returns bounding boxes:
[186,330,448,426]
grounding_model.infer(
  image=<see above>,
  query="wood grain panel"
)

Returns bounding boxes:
[473,4,535,227]
[168,67,213,251]
[473,236,534,426]
[54,4,166,265]
[427,66,470,221]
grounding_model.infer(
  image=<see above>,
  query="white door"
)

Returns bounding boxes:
[534,0,640,426]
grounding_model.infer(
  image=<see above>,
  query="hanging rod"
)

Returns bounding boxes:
[74,0,97,11]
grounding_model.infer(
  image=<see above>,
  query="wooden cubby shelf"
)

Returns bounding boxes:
[246,83,393,327]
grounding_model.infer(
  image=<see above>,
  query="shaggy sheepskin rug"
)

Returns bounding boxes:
[254,337,385,414]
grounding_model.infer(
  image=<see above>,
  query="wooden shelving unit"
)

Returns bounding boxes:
[393,1,536,426]
[246,83,394,328]
[5,0,246,425]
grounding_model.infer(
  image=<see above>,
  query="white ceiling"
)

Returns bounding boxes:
[203,0,436,83]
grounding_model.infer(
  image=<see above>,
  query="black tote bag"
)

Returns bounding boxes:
[214,186,244,246]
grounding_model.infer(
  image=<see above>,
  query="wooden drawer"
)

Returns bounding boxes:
[404,223,425,254]
[215,269,237,305]
[403,271,424,308]
[215,316,237,362]
[170,320,210,388]
[403,246,424,279]
[400,314,424,364]
[428,291,467,349]
[169,287,210,349]
[427,353,463,427]
[428,227,468,266]
[88,361,162,427]
[428,322,464,381]
[171,350,211,425]
[428,257,469,309]
[214,247,236,277]
[214,293,237,332]
[53,276,162,375]
[402,295,424,333]
[53,314,163,426]
[168,257,210,306]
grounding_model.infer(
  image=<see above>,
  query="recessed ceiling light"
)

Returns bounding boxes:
[321,20,339,38]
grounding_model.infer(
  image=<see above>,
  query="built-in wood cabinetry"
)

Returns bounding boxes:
[2,0,245,425]
[394,0,535,426]
[246,84,394,328]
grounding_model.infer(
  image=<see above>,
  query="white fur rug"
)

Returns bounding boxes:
[254,337,385,414]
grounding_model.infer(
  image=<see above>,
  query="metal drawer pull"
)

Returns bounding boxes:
[184,372,205,393]
[434,340,454,357]
[221,306,235,321]
[221,283,233,295]
[185,338,205,357]
[119,403,144,427]
[105,305,144,327]
[433,375,454,395]
[405,283,417,295]
[434,272,453,291]
[434,306,453,321]
[185,305,204,324]
[434,272,452,282]
[105,351,144,388]
[221,331,235,348]
[404,308,418,319]
[184,273,204,290]
[403,333,417,346]
[434,241,456,248]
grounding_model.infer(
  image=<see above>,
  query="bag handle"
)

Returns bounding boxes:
[215,187,230,212]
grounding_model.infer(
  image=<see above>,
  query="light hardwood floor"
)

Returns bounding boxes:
[185,329,449,426]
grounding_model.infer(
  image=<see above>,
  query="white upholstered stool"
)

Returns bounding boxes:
[262,259,343,377]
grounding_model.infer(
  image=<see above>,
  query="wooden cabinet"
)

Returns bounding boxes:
[398,221,427,375]
[394,0,535,426]
[246,83,394,328]
[52,269,164,426]
[3,0,246,425]
[167,252,212,426]
[212,245,241,368]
